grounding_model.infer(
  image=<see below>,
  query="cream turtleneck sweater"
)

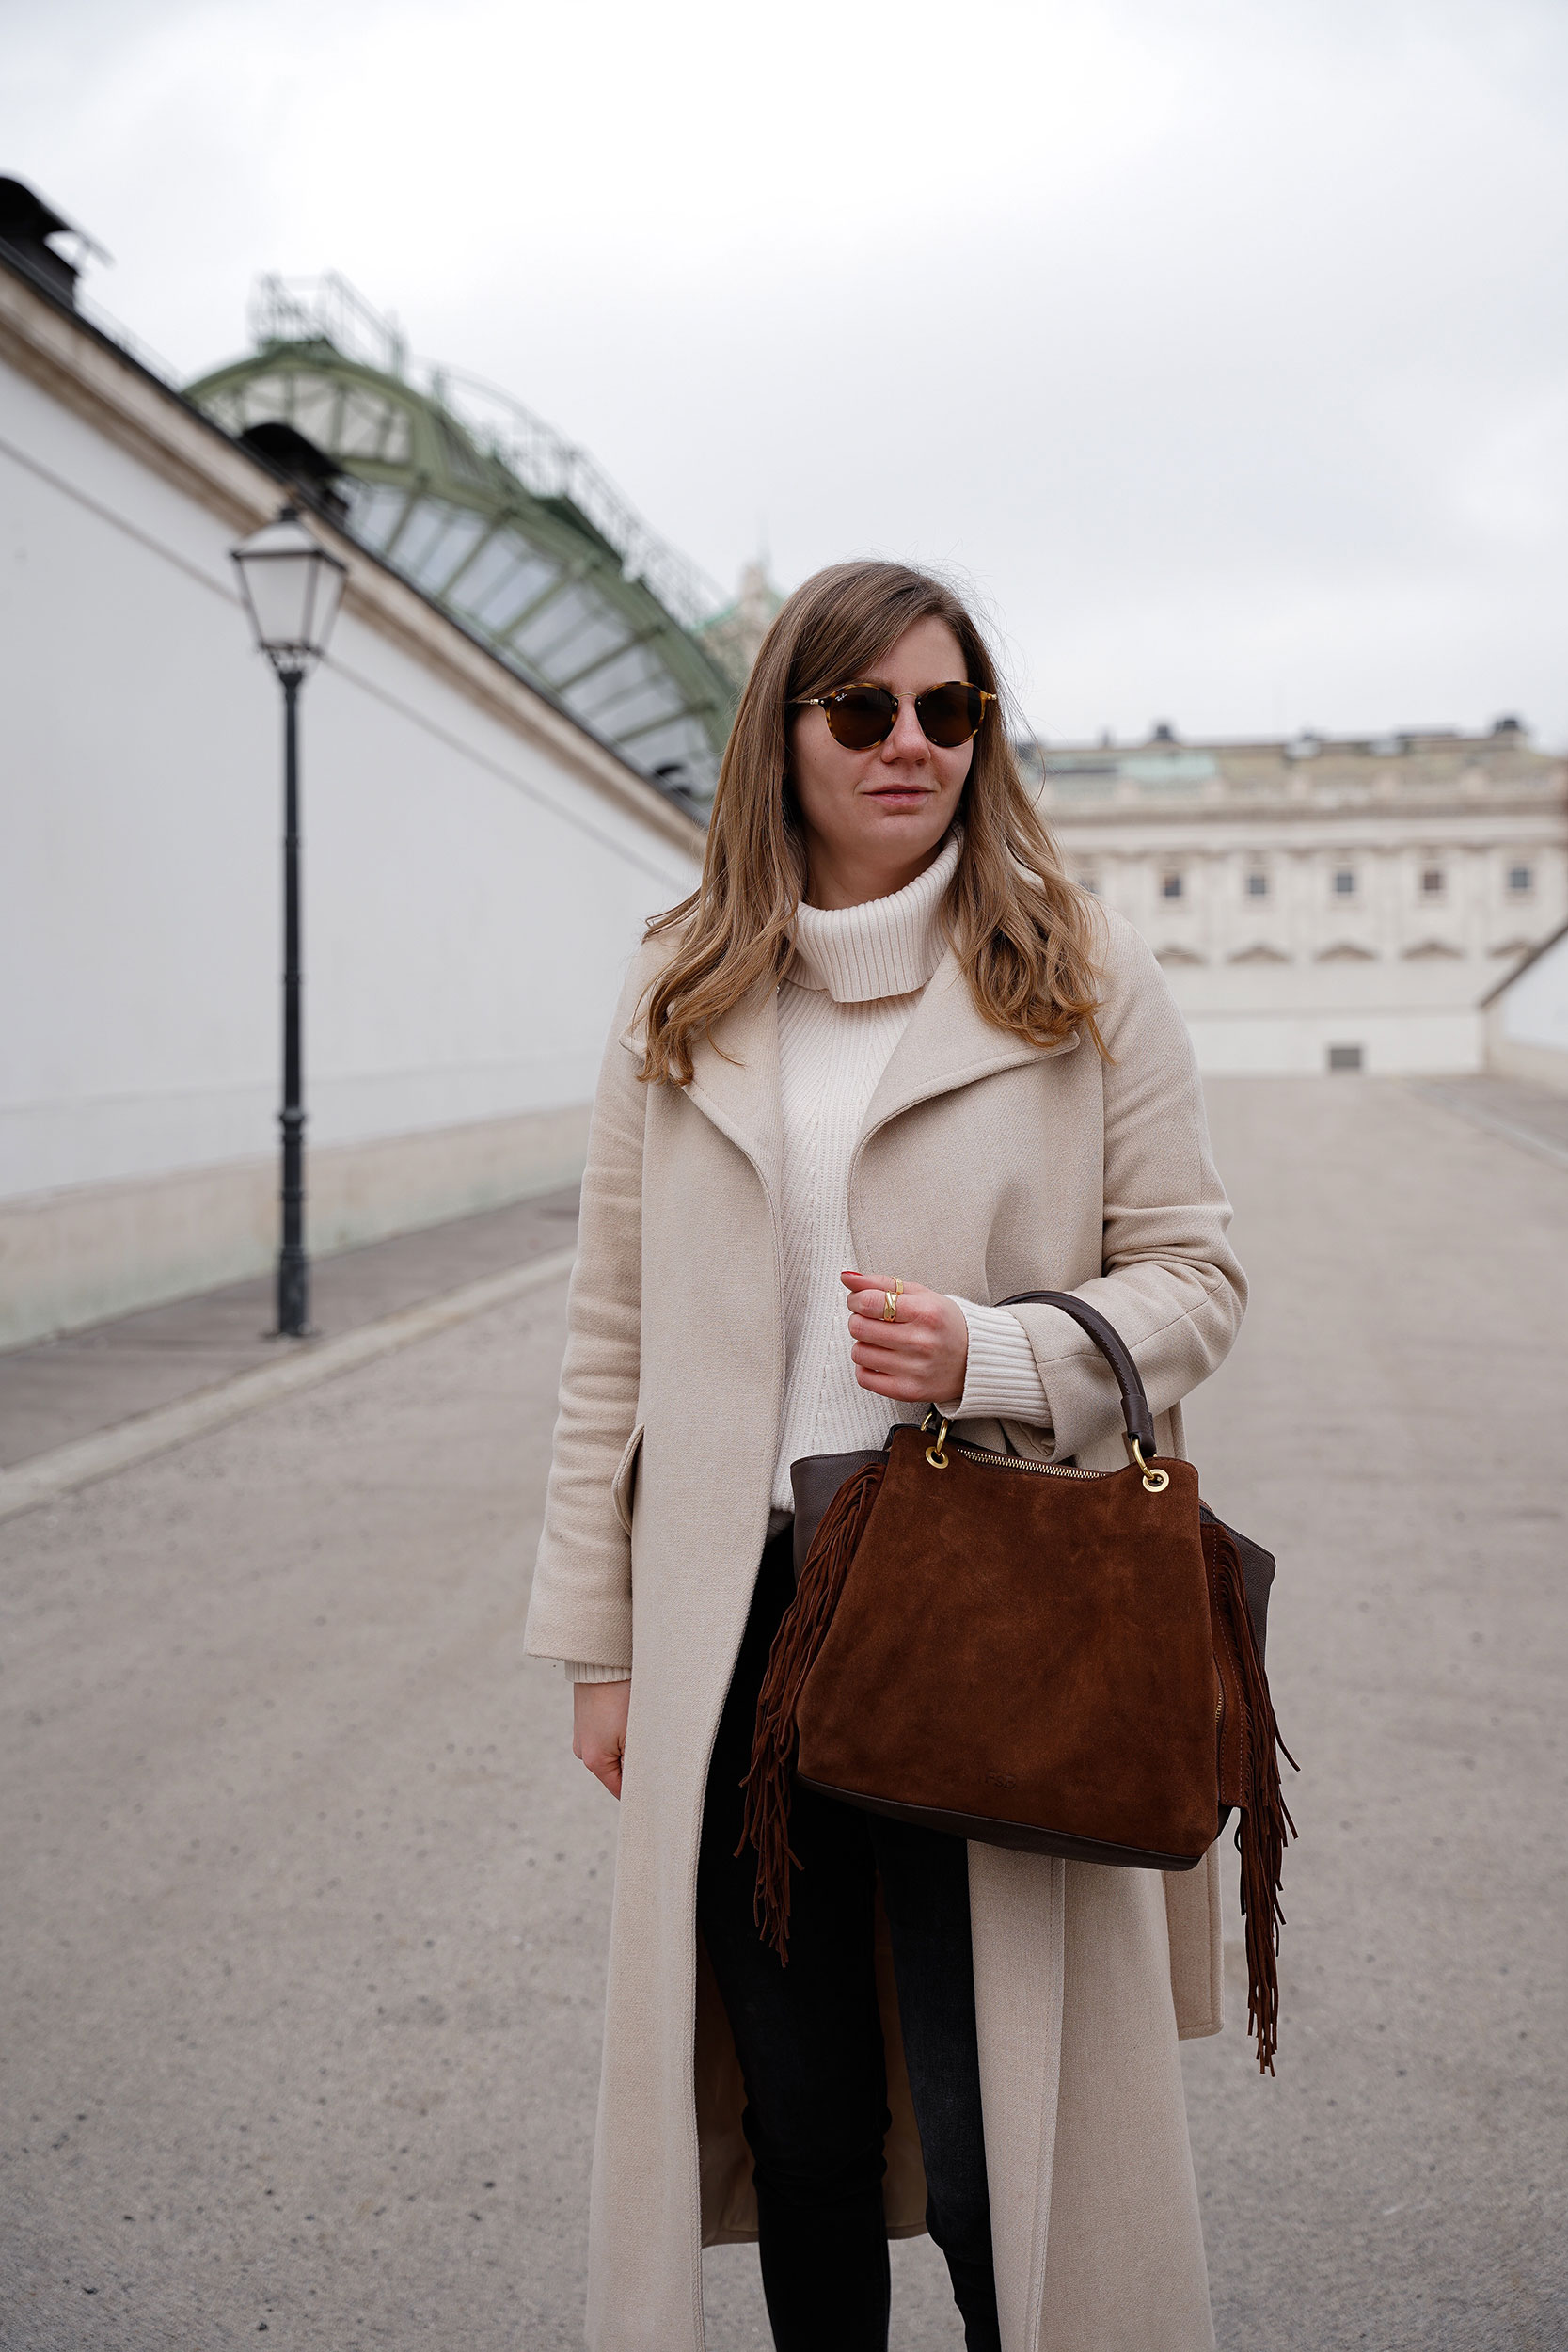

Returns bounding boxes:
[564,829,1052,1683]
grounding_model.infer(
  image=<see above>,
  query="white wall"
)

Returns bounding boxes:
[1159,945,1489,1074]
[1497,930,1568,1055]
[1185,1009,1480,1076]
[0,335,700,1340]
[1485,928,1568,1093]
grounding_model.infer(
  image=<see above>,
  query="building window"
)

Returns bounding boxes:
[1331,866,1356,898]
[1508,863,1535,896]
[1327,1043,1364,1073]
[1161,870,1184,901]
[1420,866,1445,897]
[1244,869,1269,900]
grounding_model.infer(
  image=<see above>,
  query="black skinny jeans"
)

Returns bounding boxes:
[697,1525,1001,2352]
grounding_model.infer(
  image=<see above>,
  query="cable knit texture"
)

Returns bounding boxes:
[563,828,1051,1681]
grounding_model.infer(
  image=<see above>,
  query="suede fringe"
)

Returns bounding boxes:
[1211,1521,1298,2074]
[737,1458,887,1960]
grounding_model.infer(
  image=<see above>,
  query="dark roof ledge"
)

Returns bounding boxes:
[0,177,94,309]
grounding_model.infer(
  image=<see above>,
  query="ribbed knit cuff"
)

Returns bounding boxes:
[941,1299,1053,1428]
[562,1661,633,1684]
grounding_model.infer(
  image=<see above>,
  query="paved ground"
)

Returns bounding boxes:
[1180,1077,1565,2352]
[1,1078,1563,2350]
[1406,1073,1568,1170]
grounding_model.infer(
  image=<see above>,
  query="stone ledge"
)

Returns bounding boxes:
[0,1102,590,1350]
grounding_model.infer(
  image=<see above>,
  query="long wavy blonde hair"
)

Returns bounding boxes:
[639,560,1104,1085]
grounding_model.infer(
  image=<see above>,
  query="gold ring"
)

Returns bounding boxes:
[881,1279,904,1323]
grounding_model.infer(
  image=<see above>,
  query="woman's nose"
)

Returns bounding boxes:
[880,698,929,760]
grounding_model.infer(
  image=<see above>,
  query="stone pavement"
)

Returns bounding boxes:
[1406,1073,1568,1169]
[0,1079,1563,2351]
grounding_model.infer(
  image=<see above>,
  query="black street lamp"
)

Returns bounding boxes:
[230,504,347,1338]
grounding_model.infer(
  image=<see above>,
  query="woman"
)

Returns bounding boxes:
[526,561,1245,2352]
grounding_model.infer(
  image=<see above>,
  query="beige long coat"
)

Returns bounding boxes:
[525,905,1246,2352]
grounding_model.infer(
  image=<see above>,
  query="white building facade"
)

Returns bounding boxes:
[1483,922,1568,1094]
[0,253,702,1348]
[1029,727,1567,1074]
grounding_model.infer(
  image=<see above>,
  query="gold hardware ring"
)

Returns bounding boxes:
[921,1406,949,1470]
[1130,1437,1170,1494]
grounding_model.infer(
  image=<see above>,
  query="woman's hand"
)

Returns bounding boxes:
[842,1272,968,1406]
[573,1678,631,1800]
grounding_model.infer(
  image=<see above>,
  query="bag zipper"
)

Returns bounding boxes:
[942,1438,1107,1481]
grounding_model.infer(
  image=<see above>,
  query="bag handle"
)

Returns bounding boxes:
[994,1289,1160,1469]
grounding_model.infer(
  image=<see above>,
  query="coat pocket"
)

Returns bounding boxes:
[610,1422,645,1535]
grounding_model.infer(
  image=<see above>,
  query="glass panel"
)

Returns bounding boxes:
[515,586,623,675]
[407,507,489,595]
[533,612,629,684]
[581,663,683,738]
[569,641,664,720]
[506,577,596,652]
[337,387,409,462]
[552,619,644,692]
[453,531,558,628]
[341,480,409,553]
[228,371,292,428]
[286,377,340,444]
[302,546,346,652]
[393,497,469,582]
[622,712,708,767]
[236,548,319,650]
[436,416,489,487]
[624,714,721,799]
[580,680,683,741]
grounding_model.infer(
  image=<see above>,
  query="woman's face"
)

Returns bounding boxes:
[788,614,974,905]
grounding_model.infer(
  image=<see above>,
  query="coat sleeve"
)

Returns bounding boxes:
[1007,914,1246,1464]
[523,948,656,1671]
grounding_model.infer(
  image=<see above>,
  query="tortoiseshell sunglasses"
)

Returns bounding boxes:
[790,680,996,751]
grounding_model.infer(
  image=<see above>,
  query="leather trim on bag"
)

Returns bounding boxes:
[795,1778,1208,1871]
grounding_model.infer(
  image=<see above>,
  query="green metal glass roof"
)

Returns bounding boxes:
[188,275,735,808]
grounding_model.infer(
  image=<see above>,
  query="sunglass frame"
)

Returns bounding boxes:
[790,680,996,751]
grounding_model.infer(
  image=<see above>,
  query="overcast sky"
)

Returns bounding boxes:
[6,0,1566,745]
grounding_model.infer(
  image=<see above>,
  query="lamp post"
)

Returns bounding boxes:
[230,504,347,1338]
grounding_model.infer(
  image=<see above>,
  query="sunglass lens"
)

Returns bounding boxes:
[916,683,985,748]
[823,687,897,750]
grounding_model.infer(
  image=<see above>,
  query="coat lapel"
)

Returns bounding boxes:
[672,977,784,1212]
[855,946,1079,1156]
[632,947,1075,1217]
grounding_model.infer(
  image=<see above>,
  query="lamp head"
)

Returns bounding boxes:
[230,502,347,679]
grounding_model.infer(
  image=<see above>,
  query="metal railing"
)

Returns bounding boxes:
[248,272,725,629]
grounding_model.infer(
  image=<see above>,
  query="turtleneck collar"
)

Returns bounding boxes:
[787,827,961,1005]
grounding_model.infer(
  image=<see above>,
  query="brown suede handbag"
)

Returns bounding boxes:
[741,1291,1296,2072]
